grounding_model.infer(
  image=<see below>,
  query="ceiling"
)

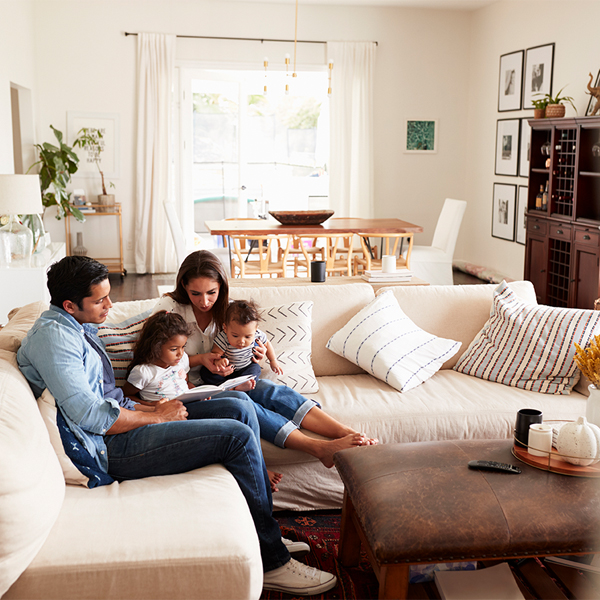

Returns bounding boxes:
[231,0,497,10]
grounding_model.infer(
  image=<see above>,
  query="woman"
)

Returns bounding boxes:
[152,250,377,468]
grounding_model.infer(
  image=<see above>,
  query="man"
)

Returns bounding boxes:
[17,256,336,596]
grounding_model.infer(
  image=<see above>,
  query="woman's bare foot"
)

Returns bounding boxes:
[268,470,283,493]
[316,432,369,468]
[234,379,257,392]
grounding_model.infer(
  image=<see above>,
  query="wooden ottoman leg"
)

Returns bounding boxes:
[339,491,361,566]
[379,563,410,600]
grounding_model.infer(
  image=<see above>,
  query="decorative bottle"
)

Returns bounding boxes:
[535,185,543,209]
[542,182,548,210]
[73,232,88,256]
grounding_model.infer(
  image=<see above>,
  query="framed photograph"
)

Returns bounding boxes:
[492,183,516,242]
[498,50,524,111]
[523,43,554,110]
[495,118,520,177]
[67,111,120,178]
[586,69,600,116]
[404,119,437,153]
[516,186,528,245]
[518,118,531,177]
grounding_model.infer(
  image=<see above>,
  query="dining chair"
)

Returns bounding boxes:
[317,233,355,277]
[405,198,467,285]
[280,235,325,277]
[353,232,414,275]
[230,234,292,278]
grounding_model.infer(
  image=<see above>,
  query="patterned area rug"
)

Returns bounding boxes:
[261,510,378,600]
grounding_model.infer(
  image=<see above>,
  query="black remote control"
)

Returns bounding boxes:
[468,460,521,474]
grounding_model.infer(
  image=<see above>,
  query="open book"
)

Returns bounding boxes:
[177,375,256,403]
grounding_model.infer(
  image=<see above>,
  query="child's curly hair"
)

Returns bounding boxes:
[126,311,193,376]
[226,300,263,326]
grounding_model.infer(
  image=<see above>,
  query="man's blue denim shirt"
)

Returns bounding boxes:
[17,305,134,473]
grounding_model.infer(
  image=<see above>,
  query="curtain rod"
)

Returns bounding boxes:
[124,32,377,46]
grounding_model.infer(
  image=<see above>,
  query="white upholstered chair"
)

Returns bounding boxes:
[406,198,467,285]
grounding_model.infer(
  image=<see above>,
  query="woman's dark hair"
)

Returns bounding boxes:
[168,250,229,328]
[126,311,193,377]
[47,256,109,309]
[226,300,262,326]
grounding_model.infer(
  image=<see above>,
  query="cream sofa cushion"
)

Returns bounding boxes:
[0,302,47,353]
[4,465,263,600]
[0,352,65,596]
[379,281,537,369]
[231,283,375,377]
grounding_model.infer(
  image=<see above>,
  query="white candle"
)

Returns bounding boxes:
[381,255,396,273]
[528,423,553,457]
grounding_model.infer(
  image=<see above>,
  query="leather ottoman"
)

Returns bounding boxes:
[334,439,600,599]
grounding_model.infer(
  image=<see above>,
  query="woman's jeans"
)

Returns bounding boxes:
[214,379,319,448]
[105,397,290,572]
[200,361,262,386]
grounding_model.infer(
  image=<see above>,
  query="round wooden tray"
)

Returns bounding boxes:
[512,441,600,478]
[269,210,334,225]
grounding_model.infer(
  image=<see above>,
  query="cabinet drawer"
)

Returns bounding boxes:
[574,227,600,247]
[549,223,572,241]
[527,218,547,236]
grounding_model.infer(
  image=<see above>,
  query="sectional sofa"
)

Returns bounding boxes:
[0,280,590,598]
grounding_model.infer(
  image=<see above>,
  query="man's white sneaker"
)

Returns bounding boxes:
[263,558,337,595]
[282,536,310,556]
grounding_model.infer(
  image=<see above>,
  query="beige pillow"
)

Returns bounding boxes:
[0,302,47,353]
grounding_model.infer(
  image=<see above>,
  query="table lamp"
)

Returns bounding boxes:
[0,174,43,264]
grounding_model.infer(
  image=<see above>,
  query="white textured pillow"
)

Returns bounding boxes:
[326,290,461,393]
[454,281,600,394]
[260,301,318,394]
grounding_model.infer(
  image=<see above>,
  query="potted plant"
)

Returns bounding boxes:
[28,125,84,221]
[73,128,115,212]
[533,86,577,119]
[531,97,549,119]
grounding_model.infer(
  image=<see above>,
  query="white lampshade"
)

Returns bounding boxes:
[0,174,43,215]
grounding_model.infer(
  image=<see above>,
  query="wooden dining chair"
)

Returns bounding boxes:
[318,233,355,277]
[279,235,326,277]
[353,232,414,275]
[230,234,292,278]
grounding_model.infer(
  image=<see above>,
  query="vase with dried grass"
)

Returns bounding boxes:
[574,334,600,427]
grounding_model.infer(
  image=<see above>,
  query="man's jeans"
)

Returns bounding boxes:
[105,397,290,572]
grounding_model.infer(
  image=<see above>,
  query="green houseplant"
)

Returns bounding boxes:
[533,86,577,118]
[531,96,550,119]
[28,125,84,221]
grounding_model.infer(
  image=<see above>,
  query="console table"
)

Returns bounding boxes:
[0,242,66,325]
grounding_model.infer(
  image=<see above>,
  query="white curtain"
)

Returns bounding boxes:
[327,41,376,218]
[135,32,177,274]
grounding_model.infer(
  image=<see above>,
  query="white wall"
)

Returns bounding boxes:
[29,0,471,271]
[462,0,600,280]
[0,0,36,173]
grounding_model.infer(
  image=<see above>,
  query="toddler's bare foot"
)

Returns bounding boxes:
[268,470,283,493]
[317,432,367,468]
[234,379,256,392]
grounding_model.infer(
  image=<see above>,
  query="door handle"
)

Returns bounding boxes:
[584,234,591,240]
[556,229,563,235]
[533,225,540,230]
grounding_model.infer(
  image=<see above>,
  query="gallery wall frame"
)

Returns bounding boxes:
[498,50,524,112]
[492,183,516,242]
[516,185,528,245]
[586,69,600,116]
[495,118,520,177]
[404,119,437,153]
[518,118,531,177]
[523,43,554,111]
[67,111,120,179]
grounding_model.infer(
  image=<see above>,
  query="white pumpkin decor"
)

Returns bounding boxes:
[556,417,600,466]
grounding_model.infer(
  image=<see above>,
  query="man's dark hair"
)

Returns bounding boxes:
[225,300,262,326]
[47,256,109,309]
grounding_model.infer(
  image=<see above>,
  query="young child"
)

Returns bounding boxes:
[123,311,194,403]
[199,299,283,387]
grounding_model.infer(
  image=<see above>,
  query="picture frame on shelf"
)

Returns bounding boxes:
[518,118,531,177]
[495,118,520,177]
[492,183,516,242]
[586,69,600,116]
[498,50,524,112]
[516,186,528,245]
[67,111,120,179]
[404,119,437,153]
[523,43,554,110]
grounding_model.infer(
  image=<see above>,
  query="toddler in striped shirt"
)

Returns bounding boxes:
[199,299,283,386]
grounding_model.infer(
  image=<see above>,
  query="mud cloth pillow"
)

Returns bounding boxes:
[259,301,318,394]
[454,281,600,394]
[326,290,460,393]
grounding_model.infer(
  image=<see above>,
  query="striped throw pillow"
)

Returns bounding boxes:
[326,290,461,393]
[97,310,152,386]
[454,281,600,394]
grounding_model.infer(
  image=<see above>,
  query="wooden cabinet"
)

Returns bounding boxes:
[524,117,600,308]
